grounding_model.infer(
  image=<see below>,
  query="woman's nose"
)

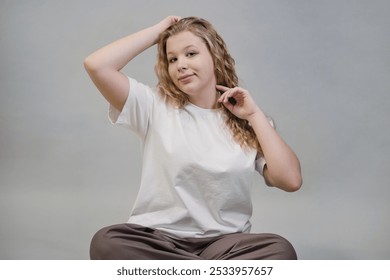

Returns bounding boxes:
[177,57,188,71]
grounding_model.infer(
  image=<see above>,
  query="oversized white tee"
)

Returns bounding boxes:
[109,77,266,238]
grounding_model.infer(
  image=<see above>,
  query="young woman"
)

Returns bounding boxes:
[84,16,302,260]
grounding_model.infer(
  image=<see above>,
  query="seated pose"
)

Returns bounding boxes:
[84,16,302,260]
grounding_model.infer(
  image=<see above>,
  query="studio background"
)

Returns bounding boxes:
[1,0,389,259]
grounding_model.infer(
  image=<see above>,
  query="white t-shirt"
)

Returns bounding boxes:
[109,77,266,238]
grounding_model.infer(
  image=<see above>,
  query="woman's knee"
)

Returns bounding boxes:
[89,225,120,260]
[267,233,297,260]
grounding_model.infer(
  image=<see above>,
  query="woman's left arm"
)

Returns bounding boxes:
[217,85,302,192]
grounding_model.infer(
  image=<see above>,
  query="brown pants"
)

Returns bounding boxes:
[90,223,297,260]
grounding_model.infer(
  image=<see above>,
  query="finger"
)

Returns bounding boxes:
[218,89,231,103]
[216,85,230,93]
[217,86,228,102]
[225,99,236,110]
[220,90,237,106]
[168,16,181,25]
[220,87,240,103]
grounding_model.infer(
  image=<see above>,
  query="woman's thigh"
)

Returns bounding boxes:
[89,223,201,260]
[199,232,297,260]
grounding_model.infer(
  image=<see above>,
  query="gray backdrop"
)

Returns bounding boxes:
[1,0,389,259]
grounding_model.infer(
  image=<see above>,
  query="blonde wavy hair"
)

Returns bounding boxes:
[156,17,262,153]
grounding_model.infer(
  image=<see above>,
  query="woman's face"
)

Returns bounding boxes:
[166,31,216,104]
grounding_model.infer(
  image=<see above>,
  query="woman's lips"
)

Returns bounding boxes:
[178,74,194,83]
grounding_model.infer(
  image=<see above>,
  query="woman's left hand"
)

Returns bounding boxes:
[216,85,260,120]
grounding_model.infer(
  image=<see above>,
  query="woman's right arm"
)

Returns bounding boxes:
[84,16,180,111]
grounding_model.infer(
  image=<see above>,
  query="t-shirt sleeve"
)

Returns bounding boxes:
[255,153,267,176]
[108,77,154,139]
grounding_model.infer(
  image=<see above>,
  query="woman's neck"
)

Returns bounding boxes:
[188,89,219,109]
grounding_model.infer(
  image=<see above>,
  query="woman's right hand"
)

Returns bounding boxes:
[155,16,181,34]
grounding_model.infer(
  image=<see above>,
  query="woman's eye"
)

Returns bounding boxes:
[168,57,177,63]
[187,52,197,57]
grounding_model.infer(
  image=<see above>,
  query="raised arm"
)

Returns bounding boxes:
[84,16,181,111]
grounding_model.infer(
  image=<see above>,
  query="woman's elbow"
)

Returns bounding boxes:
[282,163,303,192]
[264,167,302,192]
[284,176,302,192]
[267,173,302,192]
[83,56,97,73]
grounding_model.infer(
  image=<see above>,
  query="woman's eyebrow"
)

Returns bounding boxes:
[167,44,198,55]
